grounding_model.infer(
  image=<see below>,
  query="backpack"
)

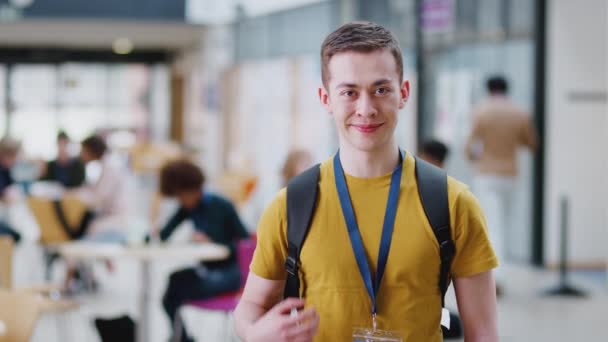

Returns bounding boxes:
[283,155,460,336]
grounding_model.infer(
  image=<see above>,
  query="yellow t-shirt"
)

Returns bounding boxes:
[251,152,498,341]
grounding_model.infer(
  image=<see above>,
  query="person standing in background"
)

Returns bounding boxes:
[419,139,449,169]
[465,75,537,295]
[281,149,313,186]
[40,131,85,188]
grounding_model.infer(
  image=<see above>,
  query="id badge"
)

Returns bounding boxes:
[352,327,403,342]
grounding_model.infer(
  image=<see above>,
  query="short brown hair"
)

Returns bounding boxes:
[321,21,403,88]
[281,149,312,184]
[81,135,107,159]
[0,137,21,157]
[159,159,205,196]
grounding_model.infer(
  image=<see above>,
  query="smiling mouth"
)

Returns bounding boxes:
[351,123,384,133]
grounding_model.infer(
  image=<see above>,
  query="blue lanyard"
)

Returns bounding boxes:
[333,149,403,316]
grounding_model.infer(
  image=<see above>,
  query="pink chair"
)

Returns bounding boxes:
[176,239,256,341]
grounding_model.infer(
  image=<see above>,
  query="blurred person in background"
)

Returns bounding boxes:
[39,131,85,188]
[62,135,131,292]
[0,137,22,243]
[154,159,249,342]
[73,134,130,241]
[465,75,537,295]
[281,149,313,186]
[419,139,449,168]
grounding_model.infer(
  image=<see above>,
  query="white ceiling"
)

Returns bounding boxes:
[0,0,326,50]
[0,20,206,50]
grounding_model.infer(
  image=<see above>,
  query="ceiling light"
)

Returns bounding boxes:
[112,38,134,55]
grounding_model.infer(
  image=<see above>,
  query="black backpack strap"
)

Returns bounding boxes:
[415,157,455,307]
[284,164,320,299]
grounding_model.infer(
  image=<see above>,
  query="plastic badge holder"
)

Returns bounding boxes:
[352,327,403,342]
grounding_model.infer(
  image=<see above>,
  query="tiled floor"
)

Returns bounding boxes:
[11,240,604,342]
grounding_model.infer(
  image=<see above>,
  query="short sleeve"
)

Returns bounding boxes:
[249,188,289,280]
[450,189,499,278]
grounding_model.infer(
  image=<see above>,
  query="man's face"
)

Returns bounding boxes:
[58,138,69,156]
[80,147,94,163]
[0,154,17,168]
[177,190,202,210]
[319,48,409,153]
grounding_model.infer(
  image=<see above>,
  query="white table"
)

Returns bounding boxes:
[55,242,230,342]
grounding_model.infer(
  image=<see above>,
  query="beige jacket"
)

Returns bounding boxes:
[466,96,537,177]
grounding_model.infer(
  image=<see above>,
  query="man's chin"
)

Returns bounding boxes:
[344,139,386,153]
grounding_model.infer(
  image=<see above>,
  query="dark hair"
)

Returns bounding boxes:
[81,135,107,159]
[57,130,69,141]
[487,76,508,94]
[321,21,403,88]
[420,139,449,164]
[159,159,205,196]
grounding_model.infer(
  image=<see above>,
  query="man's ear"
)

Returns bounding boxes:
[318,86,332,113]
[398,80,410,109]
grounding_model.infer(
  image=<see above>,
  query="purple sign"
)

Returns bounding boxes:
[421,0,454,32]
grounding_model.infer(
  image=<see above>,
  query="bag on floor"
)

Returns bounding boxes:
[94,314,136,342]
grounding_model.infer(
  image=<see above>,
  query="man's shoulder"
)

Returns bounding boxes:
[205,192,236,208]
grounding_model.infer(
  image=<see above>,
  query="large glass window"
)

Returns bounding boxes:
[4,63,165,159]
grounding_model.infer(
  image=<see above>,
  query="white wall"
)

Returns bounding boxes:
[545,0,608,265]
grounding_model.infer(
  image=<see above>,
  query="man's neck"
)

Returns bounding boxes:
[338,140,400,178]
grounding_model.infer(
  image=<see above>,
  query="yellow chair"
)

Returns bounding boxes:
[0,289,42,342]
[129,142,182,175]
[0,288,78,342]
[0,237,13,289]
[27,195,90,280]
[27,196,89,244]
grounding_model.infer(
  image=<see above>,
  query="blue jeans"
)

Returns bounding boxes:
[162,263,240,341]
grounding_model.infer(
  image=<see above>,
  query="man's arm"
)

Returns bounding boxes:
[453,270,498,342]
[226,201,250,239]
[234,273,319,342]
[520,117,538,152]
[465,116,482,161]
[158,208,187,241]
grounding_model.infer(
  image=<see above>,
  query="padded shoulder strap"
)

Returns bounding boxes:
[414,157,454,307]
[284,164,320,298]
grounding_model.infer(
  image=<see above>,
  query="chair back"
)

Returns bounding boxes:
[27,196,88,243]
[236,239,256,289]
[0,237,12,289]
[0,289,41,342]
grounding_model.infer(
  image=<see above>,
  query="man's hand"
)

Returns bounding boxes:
[246,298,319,342]
[191,231,211,243]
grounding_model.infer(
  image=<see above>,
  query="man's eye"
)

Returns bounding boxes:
[342,90,356,97]
[375,87,390,95]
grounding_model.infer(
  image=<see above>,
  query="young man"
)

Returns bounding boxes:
[40,131,85,188]
[465,76,537,293]
[234,21,498,341]
[156,159,249,342]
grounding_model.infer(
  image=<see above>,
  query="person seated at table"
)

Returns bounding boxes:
[72,134,130,241]
[63,135,130,292]
[0,137,22,243]
[39,131,85,189]
[155,159,249,342]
